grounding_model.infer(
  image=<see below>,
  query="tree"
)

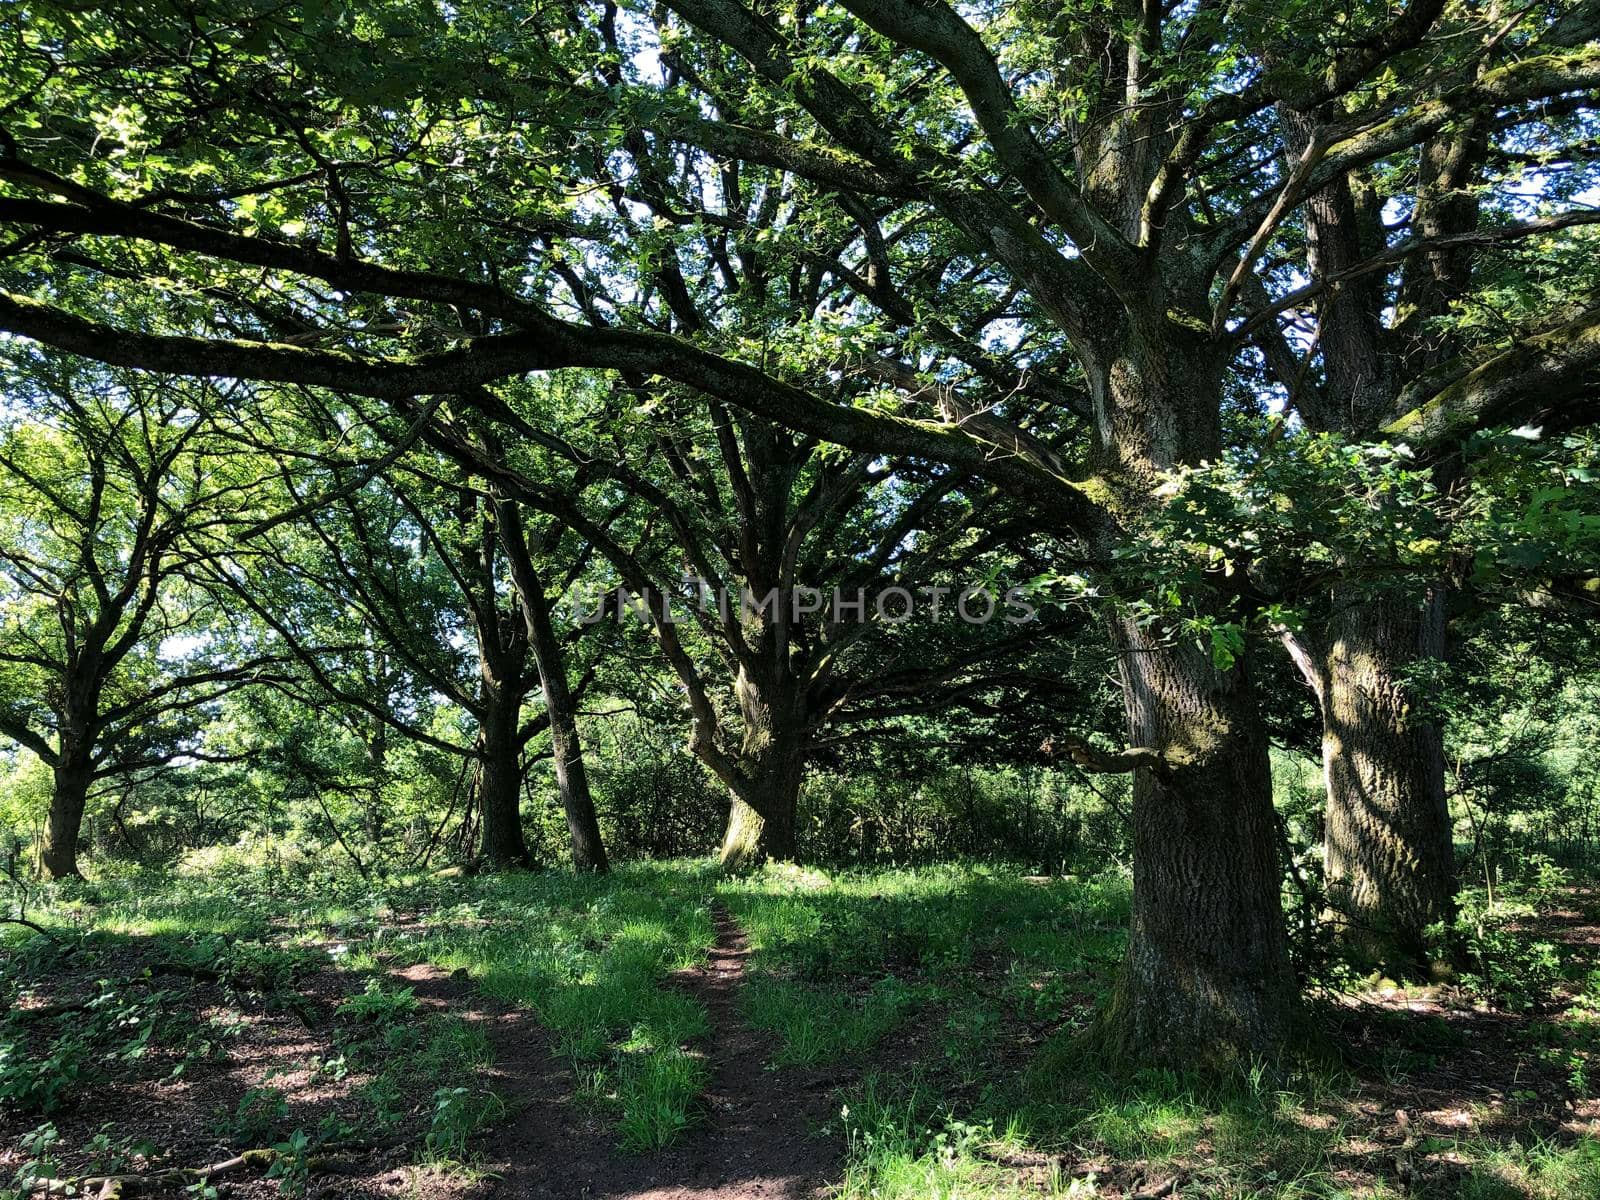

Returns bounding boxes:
[3,0,1597,1059]
[462,380,1060,869]
[215,391,609,870]
[0,357,279,877]
[1253,7,1600,964]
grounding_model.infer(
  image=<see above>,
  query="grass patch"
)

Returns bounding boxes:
[406,864,717,1149]
[741,973,926,1065]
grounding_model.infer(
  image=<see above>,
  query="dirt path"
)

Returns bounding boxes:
[396,904,840,1200]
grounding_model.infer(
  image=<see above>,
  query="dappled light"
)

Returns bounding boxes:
[3,0,1600,1195]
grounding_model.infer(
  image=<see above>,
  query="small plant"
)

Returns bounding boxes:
[1434,900,1564,1011]
[0,1032,87,1114]
[358,1071,405,1128]
[424,1085,504,1160]
[228,1085,290,1144]
[335,978,420,1025]
[83,1124,155,1175]
[9,1122,61,1195]
[265,1128,312,1197]
[312,1052,350,1082]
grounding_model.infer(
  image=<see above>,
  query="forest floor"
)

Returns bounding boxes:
[2,861,1598,1199]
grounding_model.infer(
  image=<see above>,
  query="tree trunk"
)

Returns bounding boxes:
[1094,619,1300,1064]
[719,759,802,871]
[42,751,92,880]
[1275,107,1470,971]
[475,714,532,870]
[1075,327,1303,1063]
[523,572,608,873]
[1318,588,1455,964]
[494,493,610,875]
[718,665,805,872]
[363,715,388,844]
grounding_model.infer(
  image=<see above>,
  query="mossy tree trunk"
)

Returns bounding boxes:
[718,756,803,871]
[718,663,806,871]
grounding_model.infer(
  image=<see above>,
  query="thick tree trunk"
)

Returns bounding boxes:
[1094,621,1300,1064]
[42,751,92,880]
[718,666,805,871]
[1079,329,1302,1063]
[1318,589,1455,963]
[1276,108,1470,970]
[719,758,802,871]
[523,573,608,873]
[475,714,532,870]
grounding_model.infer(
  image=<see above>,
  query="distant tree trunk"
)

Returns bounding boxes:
[363,715,388,844]
[718,666,805,871]
[719,759,803,871]
[1304,589,1455,964]
[522,571,608,873]
[475,707,531,870]
[1093,619,1300,1063]
[494,494,609,874]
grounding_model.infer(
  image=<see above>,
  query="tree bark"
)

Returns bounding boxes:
[474,698,532,869]
[1093,619,1300,1064]
[41,753,92,880]
[1084,326,1301,1063]
[718,665,805,871]
[494,495,609,873]
[719,757,802,871]
[1275,108,1469,968]
[1318,589,1455,963]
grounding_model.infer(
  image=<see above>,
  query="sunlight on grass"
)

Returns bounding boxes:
[12,857,1598,1196]
[397,865,717,1149]
[12,859,720,1153]
[741,973,927,1065]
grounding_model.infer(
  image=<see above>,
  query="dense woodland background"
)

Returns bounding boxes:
[1,0,1600,1196]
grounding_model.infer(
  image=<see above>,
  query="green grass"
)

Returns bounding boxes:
[8,857,1600,1197]
[3,859,718,1159]
[712,861,1600,1200]
[740,973,928,1065]
[1434,1135,1600,1200]
[405,865,717,1147]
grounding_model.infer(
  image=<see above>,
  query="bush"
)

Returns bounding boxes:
[1435,895,1564,1011]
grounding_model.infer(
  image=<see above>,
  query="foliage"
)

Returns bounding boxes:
[334,979,420,1025]
[0,0,1598,1191]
